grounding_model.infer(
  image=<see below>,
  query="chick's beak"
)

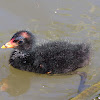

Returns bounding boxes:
[1,45,7,48]
[1,39,18,49]
[1,42,14,48]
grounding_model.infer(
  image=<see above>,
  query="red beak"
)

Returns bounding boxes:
[1,39,18,49]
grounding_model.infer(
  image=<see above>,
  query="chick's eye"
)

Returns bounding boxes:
[18,40,24,45]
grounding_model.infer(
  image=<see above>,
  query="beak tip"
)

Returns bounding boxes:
[1,45,6,49]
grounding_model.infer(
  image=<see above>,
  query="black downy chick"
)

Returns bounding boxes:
[1,30,90,92]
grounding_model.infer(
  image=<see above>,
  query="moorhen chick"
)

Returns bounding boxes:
[1,30,90,92]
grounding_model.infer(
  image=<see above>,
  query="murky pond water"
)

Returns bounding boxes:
[0,0,100,100]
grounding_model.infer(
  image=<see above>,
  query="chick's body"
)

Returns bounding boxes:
[9,39,90,74]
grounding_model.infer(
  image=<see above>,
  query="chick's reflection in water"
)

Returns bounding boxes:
[0,66,32,96]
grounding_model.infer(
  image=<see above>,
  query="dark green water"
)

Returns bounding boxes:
[0,0,100,100]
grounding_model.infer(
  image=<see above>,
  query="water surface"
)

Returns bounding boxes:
[0,0,100,100]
